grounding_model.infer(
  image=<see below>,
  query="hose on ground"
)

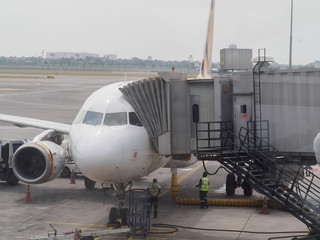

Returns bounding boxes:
[152,223,308,236]
[202,160,231,175]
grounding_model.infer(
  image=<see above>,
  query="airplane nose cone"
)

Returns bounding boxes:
[72,133,124,182]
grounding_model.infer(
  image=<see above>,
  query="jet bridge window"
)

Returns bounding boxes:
[129,112,143,127]
[104,112,127,126]
[82,111,103,126]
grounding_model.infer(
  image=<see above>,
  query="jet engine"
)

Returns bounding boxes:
[12,141,65,184]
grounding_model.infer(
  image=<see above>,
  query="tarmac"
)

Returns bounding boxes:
[0,73,312,240]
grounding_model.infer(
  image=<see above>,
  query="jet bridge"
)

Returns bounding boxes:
[120,68,320,164]
[120,68,320,237]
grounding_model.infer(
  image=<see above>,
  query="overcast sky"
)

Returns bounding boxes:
[0,0,319,64]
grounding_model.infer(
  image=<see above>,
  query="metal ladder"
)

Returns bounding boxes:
[252,49,268,141]
[127,189,150,238]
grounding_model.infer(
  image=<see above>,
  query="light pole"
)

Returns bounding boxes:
[289,0,293,69]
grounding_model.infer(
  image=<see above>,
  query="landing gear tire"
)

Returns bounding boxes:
[109,207,118,224]
[7,170,19,185]
[243,181,253,196]
[226,173,236,196]
[60,166,71,178]
[84,177,96,189]
[121,208,129,225]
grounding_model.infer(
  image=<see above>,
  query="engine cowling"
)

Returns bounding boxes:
[12,141,65,184]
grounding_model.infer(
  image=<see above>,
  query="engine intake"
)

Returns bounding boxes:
[12,141,65,184]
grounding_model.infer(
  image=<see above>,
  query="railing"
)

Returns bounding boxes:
[196,121,234,154]
[246,120,269,151]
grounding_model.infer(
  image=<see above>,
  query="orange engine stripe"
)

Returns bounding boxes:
[37,142,54,183]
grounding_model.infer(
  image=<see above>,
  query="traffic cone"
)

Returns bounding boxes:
[70,169,76,184]
[24,185,32,204]
[259,196,270,214]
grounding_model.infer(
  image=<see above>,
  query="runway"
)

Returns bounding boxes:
[0,73,310,239]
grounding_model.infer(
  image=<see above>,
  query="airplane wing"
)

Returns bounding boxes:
[0,114,71,134]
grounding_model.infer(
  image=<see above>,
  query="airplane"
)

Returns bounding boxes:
[314,132,320,165]
[0,80,198,223]
[0,0,215,223]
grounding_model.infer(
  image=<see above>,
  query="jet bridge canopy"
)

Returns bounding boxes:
[119,76,168,152]
[120,72,191,157]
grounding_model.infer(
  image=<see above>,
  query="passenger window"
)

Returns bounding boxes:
[82,111,103,125]
[129,112,143,127]
[104,112,127,126]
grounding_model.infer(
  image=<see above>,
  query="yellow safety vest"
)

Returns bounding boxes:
[199,177,209,191]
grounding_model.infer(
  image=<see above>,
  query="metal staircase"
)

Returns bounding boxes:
[196,121,320,235]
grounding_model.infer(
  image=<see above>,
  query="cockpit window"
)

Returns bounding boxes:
[73,110,86,124]
[104,112,127,126]
[82,111,103,125]
[129,112,143,127]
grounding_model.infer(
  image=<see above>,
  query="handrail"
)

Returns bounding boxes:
[196,121,320,231]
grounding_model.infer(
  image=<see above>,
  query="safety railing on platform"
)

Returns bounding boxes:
[246,120,270,151]
[196,121,234,154]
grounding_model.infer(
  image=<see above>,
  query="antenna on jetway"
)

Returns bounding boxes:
[197,0,215,79]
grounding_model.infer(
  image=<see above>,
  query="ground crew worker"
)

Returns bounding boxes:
[148,178,161,218]
[196,172,209,208]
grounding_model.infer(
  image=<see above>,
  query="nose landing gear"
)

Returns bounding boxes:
[107,182,133,226]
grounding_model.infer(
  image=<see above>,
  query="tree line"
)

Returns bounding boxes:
[0,56,201,71]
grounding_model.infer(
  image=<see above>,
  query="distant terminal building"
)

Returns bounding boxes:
[45,52,117,60]
[104,54,117,60]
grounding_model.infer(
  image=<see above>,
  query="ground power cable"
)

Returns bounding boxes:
[267,235,307,240]
[152,223,308,236]
[202,160,231,175]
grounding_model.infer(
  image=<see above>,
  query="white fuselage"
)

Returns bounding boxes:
[314,132,320,165]
[69,81,170,184]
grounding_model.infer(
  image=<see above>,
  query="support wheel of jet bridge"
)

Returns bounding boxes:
[226,173,236,196]
[242,180,253,197]
[84,177,96,189]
